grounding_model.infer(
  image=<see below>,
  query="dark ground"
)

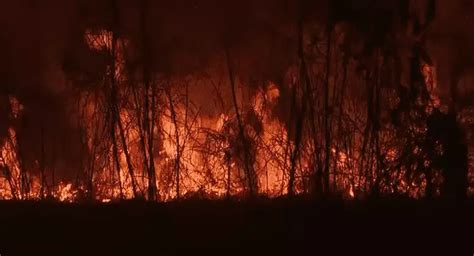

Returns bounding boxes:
[0,197,473,255]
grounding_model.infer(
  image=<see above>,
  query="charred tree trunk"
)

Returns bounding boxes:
[333,56,349,194]
[110,85,123,199]
[109,1,123,199]
[226,149,231,199]
[443,77,468,201]
[359,72,372,193]
[15,129,29,199]
[117,112,138,198]
[288,17,311,197]
[167,88,181,200]
[371,54,382,196]
[225,48,256,197]
[132,86,149,197]
[323,24,333,194]
[147,86,158,201]
[138,0,158,201]
[40,125,46,199]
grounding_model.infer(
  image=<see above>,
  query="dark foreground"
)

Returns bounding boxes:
[1,198,473,255]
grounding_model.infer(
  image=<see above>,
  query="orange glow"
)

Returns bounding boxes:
[422,64,441,108]
[0,29,462,203]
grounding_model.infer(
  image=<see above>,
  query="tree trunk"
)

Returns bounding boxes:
[167,88,181,200]
[109,5,124,199]
[139,0,157,201]
[323,24,333,194]
[117,114,138,198]
[225,48,256,197]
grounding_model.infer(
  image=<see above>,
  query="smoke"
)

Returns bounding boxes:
[0,0,84,179]
[426,0,474,103]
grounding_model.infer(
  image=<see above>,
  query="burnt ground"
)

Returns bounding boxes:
[0,197,473,255]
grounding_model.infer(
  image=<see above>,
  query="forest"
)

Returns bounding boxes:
[0,0,472,202]
[0,0,473,254]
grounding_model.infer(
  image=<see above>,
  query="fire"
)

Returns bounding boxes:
[153,82,288,198]
[349,185,355,198]
[84,29,114,52]
[252,83,290,195]
[54,182,78,202]
[422,64,441,108]
[0,26,468,203]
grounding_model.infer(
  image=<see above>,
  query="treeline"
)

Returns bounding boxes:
[0,0,471,201]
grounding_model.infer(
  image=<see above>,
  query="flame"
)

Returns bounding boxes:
[349,185,355,198]
[422,64,441,108]
[0,29,462,203]
[0,30,295,202]
[54,182,78,202]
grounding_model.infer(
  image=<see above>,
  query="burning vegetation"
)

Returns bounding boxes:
[0,0,472,203]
